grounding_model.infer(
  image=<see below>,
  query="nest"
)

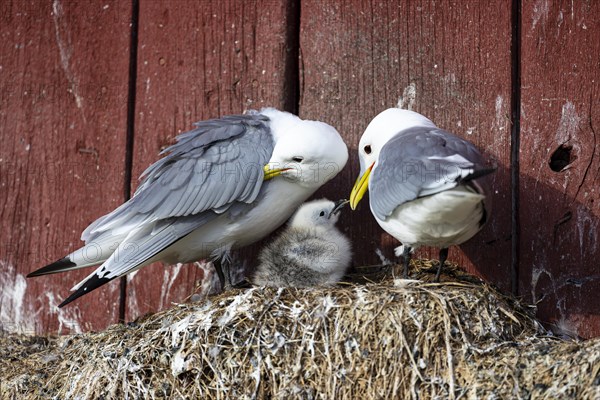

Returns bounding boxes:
[2,260,600,399]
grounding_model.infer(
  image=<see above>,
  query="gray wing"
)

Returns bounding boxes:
[82,113,274,242]
[369,126,488,220]
[60,212,221,307]
[57,114,275,307]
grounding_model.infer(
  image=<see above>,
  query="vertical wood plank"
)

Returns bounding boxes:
[125,0,295,320]
[299,1,513,291]
[0,1,132,333]
[520,0,600,338]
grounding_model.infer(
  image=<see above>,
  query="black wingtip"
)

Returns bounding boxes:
[58,274,112,308]
[463,167,497,182]
[27,257,77,278]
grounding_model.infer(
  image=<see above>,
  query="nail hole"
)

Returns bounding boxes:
[549,144,575,172]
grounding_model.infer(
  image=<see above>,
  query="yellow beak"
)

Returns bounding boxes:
[349,162,374,209]
[263,164,291,181]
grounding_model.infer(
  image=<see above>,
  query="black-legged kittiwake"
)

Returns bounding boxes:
[27,108,348,306]
[253,199,351,287]
[349,108,494,281]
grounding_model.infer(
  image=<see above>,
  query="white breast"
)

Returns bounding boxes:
[374,185,486,249]
[165,179,316,263]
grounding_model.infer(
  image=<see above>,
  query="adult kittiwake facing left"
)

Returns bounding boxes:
[27,108,348,306]
[350,108,494,281]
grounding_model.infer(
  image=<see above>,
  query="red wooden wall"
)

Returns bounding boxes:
[1,1,598,338]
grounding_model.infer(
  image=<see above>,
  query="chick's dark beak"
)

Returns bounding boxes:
[328,199,349,219]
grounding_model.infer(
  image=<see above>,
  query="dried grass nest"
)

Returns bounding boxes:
[2,260,600,399]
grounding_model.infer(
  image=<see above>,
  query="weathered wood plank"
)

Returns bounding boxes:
[299,1,513,291]
[0,0,132,333]
[125,0,295,321]
[520,0,600,338]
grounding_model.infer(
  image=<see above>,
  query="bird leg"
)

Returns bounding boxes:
[213,258,232,291]
[213,259,226,290]
[401,245,413,279]
[435,248,449,282]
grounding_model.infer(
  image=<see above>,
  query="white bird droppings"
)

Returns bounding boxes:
[397,83,417,111]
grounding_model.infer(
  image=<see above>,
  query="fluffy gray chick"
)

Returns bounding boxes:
[253,199,352,287]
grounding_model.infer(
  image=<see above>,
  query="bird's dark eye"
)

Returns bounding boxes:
[319,211,325,217]
[292,156,304,162]
[364,145,372,154]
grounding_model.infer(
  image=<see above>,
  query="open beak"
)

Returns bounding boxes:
[349,162,374,210]
[328,199,349,219]
[263,164,291,181]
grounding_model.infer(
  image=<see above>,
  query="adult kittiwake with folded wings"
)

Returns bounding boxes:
[349,108,494,281]
[27,108,348,307]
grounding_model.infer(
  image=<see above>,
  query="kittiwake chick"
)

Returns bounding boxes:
[253,199,352,287]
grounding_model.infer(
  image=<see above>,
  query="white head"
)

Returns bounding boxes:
[288,199,348,230]
[350,108,436,209]
[261,108,349,189]
[357,108,436,175]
